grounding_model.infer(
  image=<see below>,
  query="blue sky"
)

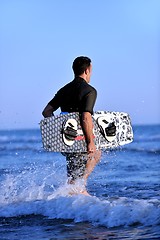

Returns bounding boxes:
[0,0,159,129]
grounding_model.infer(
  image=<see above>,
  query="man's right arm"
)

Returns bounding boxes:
[81,112,96,154]
[42,104,54,117]
[80,89,97,153]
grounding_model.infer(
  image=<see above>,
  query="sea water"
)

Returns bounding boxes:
[0,125,159,240]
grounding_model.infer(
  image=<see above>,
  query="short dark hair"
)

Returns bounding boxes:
[72,56,91,76]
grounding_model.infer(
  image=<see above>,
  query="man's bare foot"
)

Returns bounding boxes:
[68,189,90,196]
[80,189,91,196]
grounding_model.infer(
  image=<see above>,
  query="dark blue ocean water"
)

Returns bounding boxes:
[0,125,160,240]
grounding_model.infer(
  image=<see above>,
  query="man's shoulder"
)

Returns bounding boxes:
[79,79,96,92]
[57,80,74,93]
[83,82,97,94]
[57,78,96,95]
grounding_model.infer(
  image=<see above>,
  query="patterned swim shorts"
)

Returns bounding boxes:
[62,153,88,181]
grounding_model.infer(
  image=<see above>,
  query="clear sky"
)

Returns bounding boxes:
[0,0,159,129]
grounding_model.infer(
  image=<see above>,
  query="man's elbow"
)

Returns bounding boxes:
[42,104,53,118]
[42,111,52,118]
[42,110,47,118]
[81,112,92,119]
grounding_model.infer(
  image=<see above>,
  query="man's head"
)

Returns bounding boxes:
[72,56,92,83]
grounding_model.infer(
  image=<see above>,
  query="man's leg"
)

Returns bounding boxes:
[65,151,101,195]
[66,153,88,184]
[66,153,91,195]
[83,150,101,182]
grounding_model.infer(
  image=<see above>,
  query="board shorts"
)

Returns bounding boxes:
[62,152,88,181]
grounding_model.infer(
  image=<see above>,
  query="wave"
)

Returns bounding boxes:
[0,176,159,228]
[0,194,159,228]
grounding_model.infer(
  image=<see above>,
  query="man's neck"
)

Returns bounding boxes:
[77,73,89,83]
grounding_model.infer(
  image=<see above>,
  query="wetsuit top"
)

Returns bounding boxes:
[48,77,97,115]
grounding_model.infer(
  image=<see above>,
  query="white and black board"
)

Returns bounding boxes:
[40,111,133,153]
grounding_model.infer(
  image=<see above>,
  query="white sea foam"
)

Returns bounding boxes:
[0,194,160,228]
[0,175,159,228]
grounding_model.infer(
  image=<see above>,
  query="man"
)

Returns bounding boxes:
[42,56,101,195]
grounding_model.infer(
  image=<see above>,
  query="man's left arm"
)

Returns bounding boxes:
[42,91,61,117]
[42,104,54,117]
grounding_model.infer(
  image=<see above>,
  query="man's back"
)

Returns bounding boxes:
[48,77,97,114]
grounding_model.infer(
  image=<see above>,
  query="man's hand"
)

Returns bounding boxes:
[87,141,96,154]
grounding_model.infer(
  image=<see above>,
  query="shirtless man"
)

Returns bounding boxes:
[42,56,101,195]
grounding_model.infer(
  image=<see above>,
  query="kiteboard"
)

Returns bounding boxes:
[40,111,133,152]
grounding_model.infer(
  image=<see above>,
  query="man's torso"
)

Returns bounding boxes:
[49,77,97,114]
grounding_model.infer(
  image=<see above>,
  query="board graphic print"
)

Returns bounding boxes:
[40,111,133,153]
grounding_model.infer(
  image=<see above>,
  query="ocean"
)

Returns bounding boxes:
[0,125,159,240]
